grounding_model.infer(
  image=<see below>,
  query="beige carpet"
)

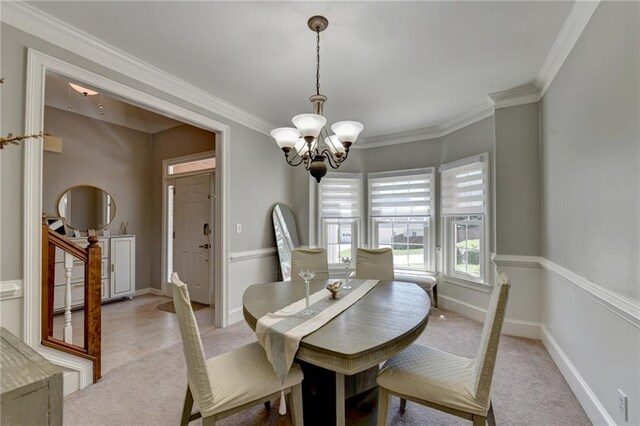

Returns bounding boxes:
[64,307,591,425]
[156,300,208,314]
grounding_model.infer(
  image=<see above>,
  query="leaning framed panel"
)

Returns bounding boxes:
[243,279,431,425]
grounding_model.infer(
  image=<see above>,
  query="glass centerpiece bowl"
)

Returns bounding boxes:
[298,270,316,316]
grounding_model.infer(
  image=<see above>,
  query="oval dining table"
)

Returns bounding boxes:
[243,279,431,425]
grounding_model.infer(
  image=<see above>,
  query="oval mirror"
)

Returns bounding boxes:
[272,203,299,281]
[57,185,116,231]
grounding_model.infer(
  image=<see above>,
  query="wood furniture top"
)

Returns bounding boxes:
[243,280,431,375]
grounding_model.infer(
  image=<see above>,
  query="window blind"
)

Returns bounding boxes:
[369,170,433,217]
[319,177,361,218]
[440,159,485,215]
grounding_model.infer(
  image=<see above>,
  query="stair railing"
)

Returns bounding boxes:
[41,217,102,383]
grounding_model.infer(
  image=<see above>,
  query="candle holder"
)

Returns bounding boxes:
[298,270,316,316]
[340,256,352,290]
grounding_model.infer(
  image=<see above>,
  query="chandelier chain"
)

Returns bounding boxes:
[316,28,321,96]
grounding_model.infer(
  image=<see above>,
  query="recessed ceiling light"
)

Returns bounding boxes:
[69,83,98,96]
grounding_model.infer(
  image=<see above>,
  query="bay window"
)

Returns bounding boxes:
[368,169,435,273]
[440,154,488,284]
[318,174,362,265]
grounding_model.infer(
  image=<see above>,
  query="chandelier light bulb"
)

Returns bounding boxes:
[271,127,300,150]
[331,121,364,145]
[292,114,326,140]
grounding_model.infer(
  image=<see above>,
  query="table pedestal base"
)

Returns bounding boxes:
[298,361,379,425]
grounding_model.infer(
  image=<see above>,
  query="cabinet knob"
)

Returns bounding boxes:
[198,244,210,249]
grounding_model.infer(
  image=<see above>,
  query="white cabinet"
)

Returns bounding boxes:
[110,236,135,298]
[53,235,135,311]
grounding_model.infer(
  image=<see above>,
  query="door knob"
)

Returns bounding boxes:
[198,244,210,249]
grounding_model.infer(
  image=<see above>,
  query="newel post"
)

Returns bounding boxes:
[85,235,102,382]
[41,214,55,341]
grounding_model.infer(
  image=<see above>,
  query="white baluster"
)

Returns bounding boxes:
[63,252,73,344]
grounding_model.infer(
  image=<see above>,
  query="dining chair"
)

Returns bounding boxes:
[354,248,394,281]
[395,273,438,308]
[171,273,304,426]
[376,270,511,426]
[291,248,329,281]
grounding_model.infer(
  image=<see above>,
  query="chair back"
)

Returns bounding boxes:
[291,248,329,281]
[355,248,394,281]
[472,270,510,406]
[171,273,214,411]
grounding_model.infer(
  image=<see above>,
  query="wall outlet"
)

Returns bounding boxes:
[617,389,628,422]
[236,223,242,234]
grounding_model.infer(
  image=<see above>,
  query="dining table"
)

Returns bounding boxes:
[242,279,431,425]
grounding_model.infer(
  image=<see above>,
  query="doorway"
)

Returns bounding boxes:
[23,50,231,388]
[164,153,215,305]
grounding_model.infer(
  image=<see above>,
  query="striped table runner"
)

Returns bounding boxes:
[256,279,379,413]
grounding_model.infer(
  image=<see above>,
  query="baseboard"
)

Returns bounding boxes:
[135,287,164,296]
[228,307,244,325]
[540,325,615,425]
[439,294,541,339]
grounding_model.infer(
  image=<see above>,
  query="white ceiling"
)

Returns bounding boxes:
[29,1,573,139]
[45,73,183,134]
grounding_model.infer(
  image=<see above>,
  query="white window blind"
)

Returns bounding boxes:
[319,176,361,218]
[368,170,434,217]
[440,156,486,215]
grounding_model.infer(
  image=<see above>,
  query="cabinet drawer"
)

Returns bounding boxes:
[54,258,108,285]
[54,239,108,262]
[53,279,109,310]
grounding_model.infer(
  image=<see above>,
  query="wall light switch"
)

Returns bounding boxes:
[617,389,628,422]
[236,223,242,234]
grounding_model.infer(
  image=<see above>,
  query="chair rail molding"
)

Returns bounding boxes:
[229,247,277,263]
[0,1,274,136]
[492,254,640,329]
[0,280,23,301]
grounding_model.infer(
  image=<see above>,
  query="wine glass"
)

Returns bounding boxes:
[340,256,352,290]
[298,270,316,316]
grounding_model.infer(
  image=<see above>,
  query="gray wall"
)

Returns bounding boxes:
[150,125,215,289]
[495,103,541,256]
[0,22,292,285]
[42,107,154,289]
[540,1,639,299]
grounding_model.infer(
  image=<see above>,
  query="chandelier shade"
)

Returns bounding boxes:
[271,15,364,183]
[271,127,300,150]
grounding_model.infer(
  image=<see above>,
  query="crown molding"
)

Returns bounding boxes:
[356,102,494,150]
[535,0,601,97]
[489,84,542,110]
[0,1,275,136]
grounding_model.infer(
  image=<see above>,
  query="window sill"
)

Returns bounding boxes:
[442,274,491,293]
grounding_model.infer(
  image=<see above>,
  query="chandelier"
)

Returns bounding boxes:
[270,15,364,183]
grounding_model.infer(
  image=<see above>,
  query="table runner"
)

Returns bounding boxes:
[256,279,379,413]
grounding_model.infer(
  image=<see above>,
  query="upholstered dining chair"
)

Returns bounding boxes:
[354,248,395,281]
[171,273,304,426]
[376,271,511,426]
[291,248,329,281]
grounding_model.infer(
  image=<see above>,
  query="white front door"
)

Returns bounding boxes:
[173,174,211,304]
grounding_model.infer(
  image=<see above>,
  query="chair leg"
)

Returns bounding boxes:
[289,384,304,426]
[433,284,438,308]
[399,398,407,413]
[202,416,216,426]
[376,387,390,426]
[472,414,486,426]
[180,387,194,426]
[264,400,271,410]
[487,401,496,426]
